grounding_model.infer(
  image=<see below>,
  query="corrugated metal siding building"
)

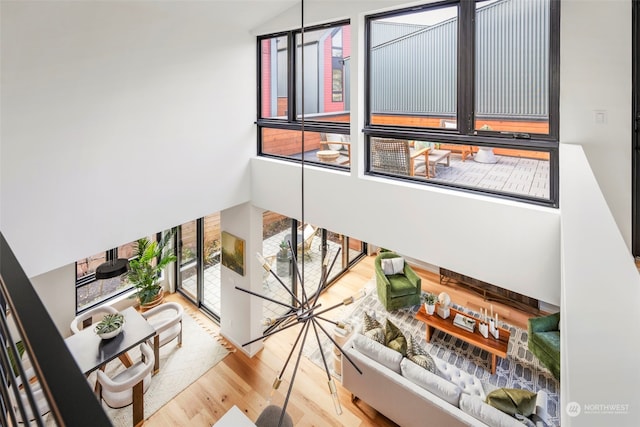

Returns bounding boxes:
[370,0,549,120]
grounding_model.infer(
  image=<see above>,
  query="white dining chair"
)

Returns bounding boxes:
[141,302,184,348]
[70,305,118,334]
[96,342,154,409]
[9,367,51,423]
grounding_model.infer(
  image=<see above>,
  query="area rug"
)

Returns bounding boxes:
[43,309,231,427]
[304,279,560,427]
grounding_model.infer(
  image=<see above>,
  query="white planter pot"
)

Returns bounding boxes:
[425,303,436,315]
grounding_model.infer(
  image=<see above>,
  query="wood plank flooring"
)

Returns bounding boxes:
[145,255,536,426]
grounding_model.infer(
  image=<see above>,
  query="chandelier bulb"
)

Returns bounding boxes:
[328,378,342,415]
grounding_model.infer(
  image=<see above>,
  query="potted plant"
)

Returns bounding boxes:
[276,240,291,276]
[94,313,125,339]
[422,293,437,315]
[127,230,177,309]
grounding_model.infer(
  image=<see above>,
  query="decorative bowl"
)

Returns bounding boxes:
[94,313,125,340]
[97,325,123,340]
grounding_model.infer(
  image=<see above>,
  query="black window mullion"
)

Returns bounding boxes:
[287,32,296,123]
[458,0,474,136]
[548,0,561,141]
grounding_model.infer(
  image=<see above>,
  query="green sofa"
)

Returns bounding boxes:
[374,252,421,311]
[527,312,560,380]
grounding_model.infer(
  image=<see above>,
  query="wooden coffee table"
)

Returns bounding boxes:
[415,305,510,374]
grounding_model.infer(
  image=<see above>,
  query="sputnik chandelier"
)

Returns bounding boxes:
[234,2,361,424]
[235,243,364,426]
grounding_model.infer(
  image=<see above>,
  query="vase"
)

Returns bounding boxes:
[140,289,164,310]
[425,303,435,315]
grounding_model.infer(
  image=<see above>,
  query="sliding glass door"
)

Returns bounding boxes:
[261,211,366,325]
[176,213,221,321]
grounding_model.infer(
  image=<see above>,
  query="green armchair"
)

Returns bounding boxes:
[527,312,560,380]
[374,252,421,311]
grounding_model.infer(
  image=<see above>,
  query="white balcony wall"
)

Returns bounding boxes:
[251,158,561,305]
[0,1,295,277]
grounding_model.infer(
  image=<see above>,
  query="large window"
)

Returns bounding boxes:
[75,234,159,312]
[366,0,559,206]
[258,21,351,169]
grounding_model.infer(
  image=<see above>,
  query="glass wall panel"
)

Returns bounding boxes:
[203,213,221,316]
[347,237,364,265]
[261,128,350,167]
[475,0,550,134]
[260,36,288,119]
[178,220,198,300]
[368,136,552,201]
[262,212,294,321]
[75,235,156,312]
[295,24,351,123]
[76,251,106,283]
[369,6,458,128]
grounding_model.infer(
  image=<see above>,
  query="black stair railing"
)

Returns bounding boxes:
[0,231,112,426]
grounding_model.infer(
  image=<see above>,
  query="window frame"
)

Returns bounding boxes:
[364,0,560,207]
[74,233,162,314]
[257,20,351,168]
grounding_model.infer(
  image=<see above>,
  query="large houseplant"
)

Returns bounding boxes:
[127,230,177,307]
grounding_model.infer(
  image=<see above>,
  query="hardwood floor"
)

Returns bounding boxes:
[145,255,536,426]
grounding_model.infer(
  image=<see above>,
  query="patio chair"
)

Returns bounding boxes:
[370,138,429,177]
[297,224,318,259]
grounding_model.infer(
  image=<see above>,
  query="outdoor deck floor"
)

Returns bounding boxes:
[306,150,550,200]
[181,229,339,322]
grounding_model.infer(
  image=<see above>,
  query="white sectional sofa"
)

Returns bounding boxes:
[342,333,549,427]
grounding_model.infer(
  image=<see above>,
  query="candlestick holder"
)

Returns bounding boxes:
[479,322,489,338]
[492,325,500,339]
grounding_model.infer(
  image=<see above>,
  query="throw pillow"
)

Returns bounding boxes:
[460,394,523,427]
[486,388,538,418]
[380,258,395,275]
[384,318,407,356]
[406,336,436,372]
[362,312,381,332]
[362,312,384,344]
[380,257,405,275]
[364,327,385,344]
[390,257,405,274]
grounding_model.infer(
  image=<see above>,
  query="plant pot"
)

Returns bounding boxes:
[140,289,164,310]
[276,252,291,276]
[425,303,436,315]
[97,324,123,340]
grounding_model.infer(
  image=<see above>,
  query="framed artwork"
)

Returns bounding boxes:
[221,231,245,276]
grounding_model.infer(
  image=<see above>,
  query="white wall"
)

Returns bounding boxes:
[0,1,275,277]
[219,202,264,357]
[560,144,640,426]
[30,264,77,337]
[252,158,561,305]
[559,0,632,247]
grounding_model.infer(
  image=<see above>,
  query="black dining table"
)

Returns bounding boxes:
[65,306,156,375]
[64,306,157,427]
